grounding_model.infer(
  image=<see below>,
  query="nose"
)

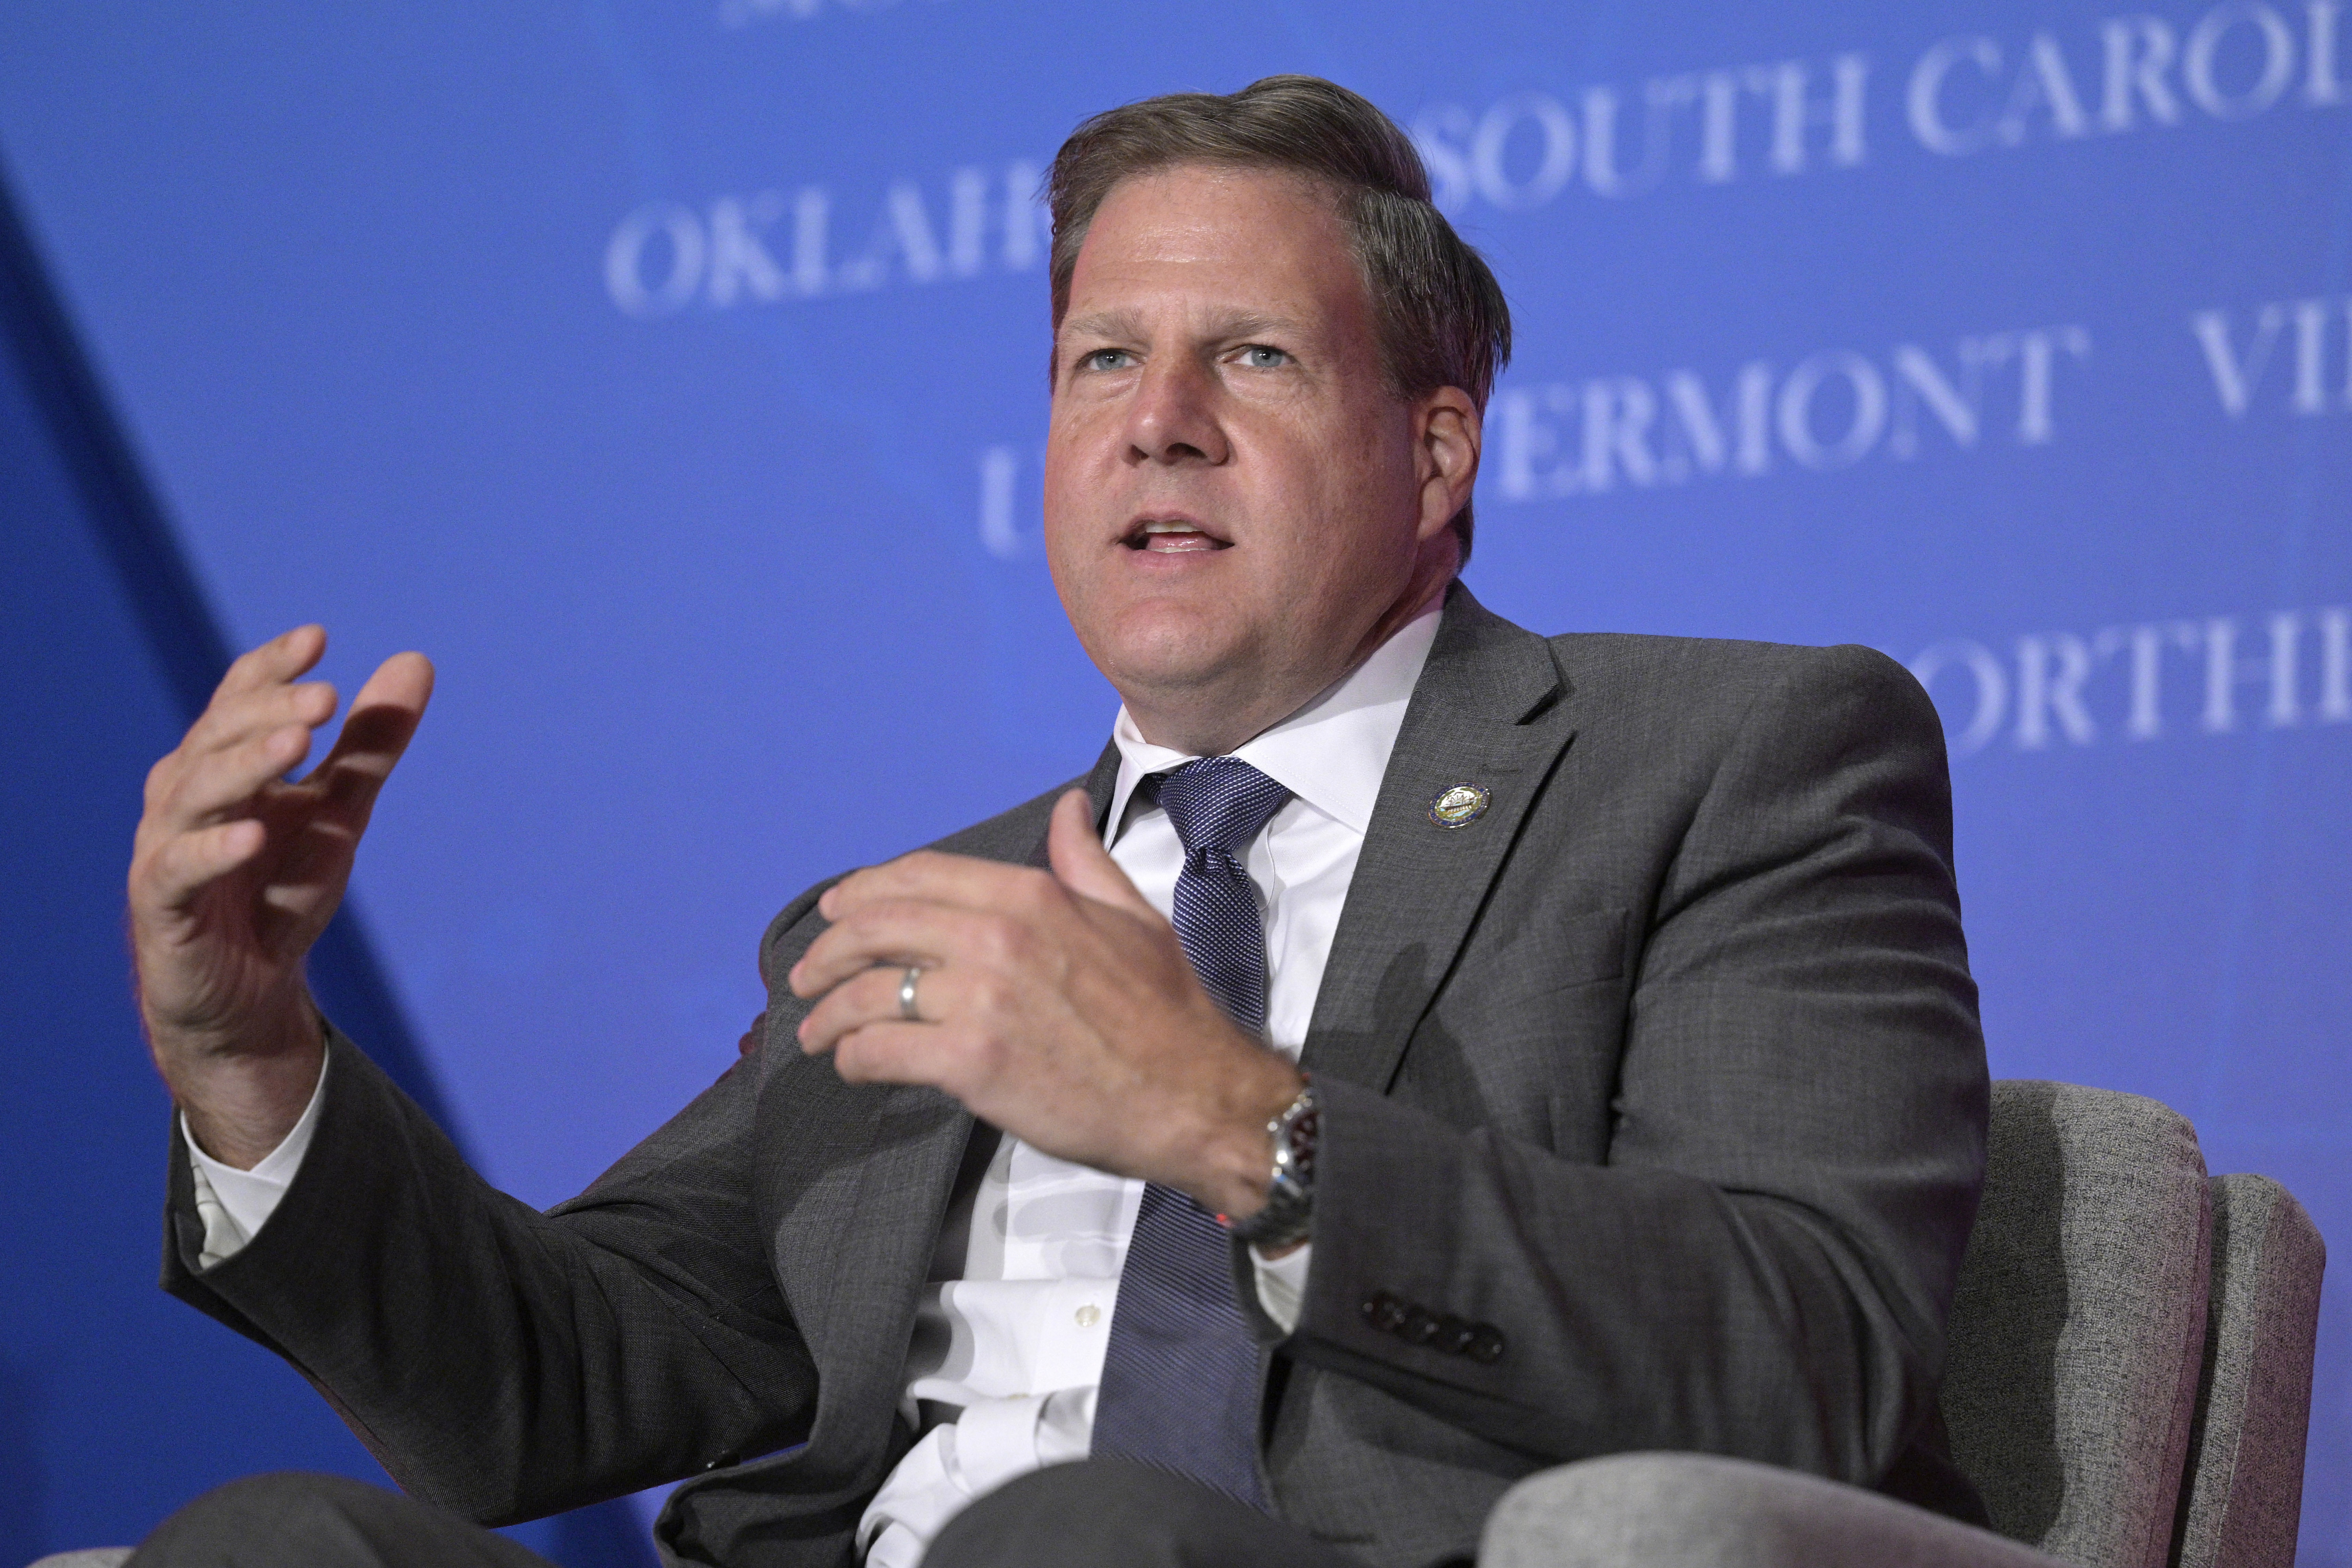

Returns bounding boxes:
[1122,353,1229,467]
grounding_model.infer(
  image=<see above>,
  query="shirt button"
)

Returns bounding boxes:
[1075,1304,1102,1328]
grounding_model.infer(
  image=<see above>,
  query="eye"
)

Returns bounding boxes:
[1082,348,1135,373]
[1237,344,1290,369]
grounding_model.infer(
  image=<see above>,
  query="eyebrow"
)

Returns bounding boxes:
[1058,308,1309,345]
[1059,309,1144,343]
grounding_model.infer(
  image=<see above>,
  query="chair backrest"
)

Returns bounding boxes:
[1941,1081,2213,1568]
[2170,1173,2325,1568]
[1941,1081,2326,1568]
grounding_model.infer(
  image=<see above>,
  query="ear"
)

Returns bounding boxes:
[1414,388,1481,543]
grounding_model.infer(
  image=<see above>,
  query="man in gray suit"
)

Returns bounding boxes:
[124,78,1988,1568]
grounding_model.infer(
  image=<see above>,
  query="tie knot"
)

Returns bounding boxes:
[1155,756,1292,857]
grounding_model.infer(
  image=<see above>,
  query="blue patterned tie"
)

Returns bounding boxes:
[1090,756,1292,1508]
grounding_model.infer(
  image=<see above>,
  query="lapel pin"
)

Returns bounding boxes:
[1428,783,1492,829]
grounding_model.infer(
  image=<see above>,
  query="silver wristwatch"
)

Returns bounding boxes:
[1229,1079,1317,1250]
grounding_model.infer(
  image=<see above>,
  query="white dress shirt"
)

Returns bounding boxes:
[184,600,1443,1567]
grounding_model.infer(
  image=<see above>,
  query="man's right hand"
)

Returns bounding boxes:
[128,624,433,1169]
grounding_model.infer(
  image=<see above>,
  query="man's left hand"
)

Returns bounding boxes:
[789,789,1302,1221]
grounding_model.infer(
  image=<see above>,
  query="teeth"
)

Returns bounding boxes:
[1141,520,1199,534]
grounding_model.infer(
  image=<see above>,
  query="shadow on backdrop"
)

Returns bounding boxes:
[0,162,657,1568]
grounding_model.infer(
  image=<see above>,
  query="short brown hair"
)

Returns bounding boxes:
[1046,75,1512,561]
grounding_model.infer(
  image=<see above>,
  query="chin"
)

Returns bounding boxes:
[1090,603,1257,696]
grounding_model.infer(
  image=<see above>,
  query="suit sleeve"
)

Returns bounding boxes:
[159,890,835,1527]
[1280,644,1987,1492]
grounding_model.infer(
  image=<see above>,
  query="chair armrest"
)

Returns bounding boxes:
[1479,1453,2065,1568]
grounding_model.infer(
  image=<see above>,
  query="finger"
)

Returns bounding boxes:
[140,818,269,912]
[155,724,317,834]
[213,624,328,700]
[1046,788,1157,918]
[178,680,339,765]
[798,962,939,1054]
[819,850,1051,924]
[303,652,435,819]
[247,814,366,927]
[790,898,985,998]
[827,1019,977,1093]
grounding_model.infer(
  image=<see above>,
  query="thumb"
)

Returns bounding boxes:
[1047,788,1156,918]
[308,650,434,815]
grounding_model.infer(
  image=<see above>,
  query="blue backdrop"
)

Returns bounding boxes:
[1,0,2344,1559]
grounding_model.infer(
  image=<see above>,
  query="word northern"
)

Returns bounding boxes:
[1910,608,2352,756]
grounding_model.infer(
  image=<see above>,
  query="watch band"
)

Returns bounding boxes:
[1228,1079,1317,1250]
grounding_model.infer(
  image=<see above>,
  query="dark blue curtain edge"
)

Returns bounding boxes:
[0,155,461,1138]
[0,153,660,1568]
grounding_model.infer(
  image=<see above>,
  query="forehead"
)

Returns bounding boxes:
[1063,163,1369,331]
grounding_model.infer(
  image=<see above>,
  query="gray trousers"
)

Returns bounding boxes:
[123,1474,554,1568]
[928,1461,1374,1567]
[112,1462,1365,1568]
[106,1455,2056,1568]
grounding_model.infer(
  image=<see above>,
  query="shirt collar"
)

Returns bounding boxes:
[1105,598,1445,846]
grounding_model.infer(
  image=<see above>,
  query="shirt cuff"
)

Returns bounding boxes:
[858,1387,1094,1568]
[1249,1241,1312,1334]
[182,1052,329,1270]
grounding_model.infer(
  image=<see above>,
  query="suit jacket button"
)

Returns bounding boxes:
[1402,1308,1443,1346]
[1465,1326,1506,1365]
[1436,1315,1477,1355]
[1361,1291,1408,1333]
[703,1451,741,1472]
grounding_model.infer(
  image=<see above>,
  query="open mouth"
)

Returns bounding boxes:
[1121,515,1232,554]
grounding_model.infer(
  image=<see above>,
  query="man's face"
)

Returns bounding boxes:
[1043,164,1460,743]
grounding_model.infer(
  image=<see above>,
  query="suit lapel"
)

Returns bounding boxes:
[776,1076,965,1435]
[1030,740,1124,866]
[772,740,1124,1453]
[1301,584,1578,1094]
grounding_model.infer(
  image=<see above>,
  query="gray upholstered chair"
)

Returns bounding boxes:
[1481,1080,2328,1568]
[30,1082,2327,1568]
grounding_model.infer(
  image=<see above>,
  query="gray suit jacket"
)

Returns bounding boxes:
[164,585,1989,1568]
